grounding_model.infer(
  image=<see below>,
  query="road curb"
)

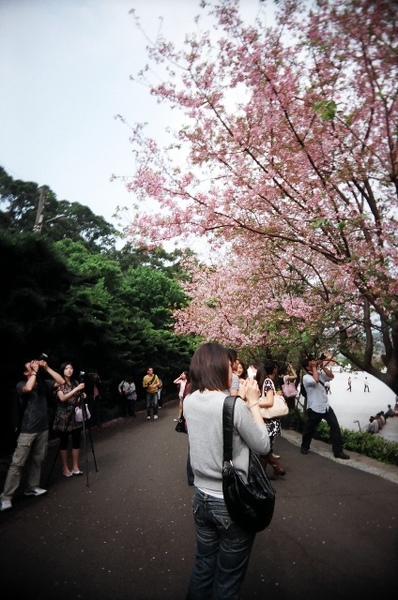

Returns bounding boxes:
[282,429,398,485]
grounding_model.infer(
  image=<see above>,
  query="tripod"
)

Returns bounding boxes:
[47,394,98,487]
[81,399,98,486]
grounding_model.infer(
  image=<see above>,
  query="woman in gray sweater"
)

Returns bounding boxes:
[184,342,270,600]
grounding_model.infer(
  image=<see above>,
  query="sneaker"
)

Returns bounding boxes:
[154,415,159,420]
[146,416,151,420]
[271,453,281,459]
[300,448,309,455]
[0,499,12,511]
[24,487,47,497]
[173,418,179,422]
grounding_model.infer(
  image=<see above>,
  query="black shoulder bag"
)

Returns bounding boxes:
[175,413,187,433]
[222,395,275,532]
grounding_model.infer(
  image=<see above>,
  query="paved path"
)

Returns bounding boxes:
[0,401,397,600]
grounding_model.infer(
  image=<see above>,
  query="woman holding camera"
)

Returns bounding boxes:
[53,362,86,477]
[184,342,270,599]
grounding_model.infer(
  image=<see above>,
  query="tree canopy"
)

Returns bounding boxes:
[0,166,119,251]
[0,167,197,397]
[124,0,398,392]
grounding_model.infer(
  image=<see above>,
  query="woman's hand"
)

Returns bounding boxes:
[239,378,260,405]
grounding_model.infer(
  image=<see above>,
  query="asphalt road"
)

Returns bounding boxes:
[0,400,397,600]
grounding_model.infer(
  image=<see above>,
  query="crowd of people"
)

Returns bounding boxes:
[1,344,387,599]
[365,403,398,433]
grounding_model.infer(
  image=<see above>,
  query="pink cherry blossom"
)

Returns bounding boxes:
[119,0,398,393]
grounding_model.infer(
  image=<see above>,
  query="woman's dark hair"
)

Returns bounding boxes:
[255,360,278,393]
[189,342,230,393]
[60,362,78,386]
[280,363,290,375]
[226,347,238,364]
[264,360,278,376]
[254,363,266,393]
[237,359,247,379]
[183,371,191,398]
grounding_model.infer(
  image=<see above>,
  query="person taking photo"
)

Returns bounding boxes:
[0,357,65,511]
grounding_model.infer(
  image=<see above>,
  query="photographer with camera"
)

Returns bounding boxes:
[52,362,86,477]
[0,356,65,511]
[300,355,350,460]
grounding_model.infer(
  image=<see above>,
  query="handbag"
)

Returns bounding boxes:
[281,381,297,399]
[75,404,91,423]
[222,396,275,532]
[260,393,289,419]
[175,414,187,433]
[260,379,289,419]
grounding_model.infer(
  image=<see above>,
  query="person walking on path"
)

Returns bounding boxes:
[347,376,352,392]
[364,376,370,392]
[142,367,160,420]
[0,357,65,511]
[300,357,350,460]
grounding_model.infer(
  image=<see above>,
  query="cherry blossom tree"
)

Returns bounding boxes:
[123,0,398,392]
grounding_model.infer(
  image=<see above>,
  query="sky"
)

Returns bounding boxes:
[0,0,267,240]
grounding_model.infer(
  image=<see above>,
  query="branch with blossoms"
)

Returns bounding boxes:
[122,0,398,393]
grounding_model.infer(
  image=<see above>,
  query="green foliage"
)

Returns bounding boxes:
[0,165,199,426]
[313,99,337,120]
[0,166,118,251]
[0,231,74,386]
[115,242,194,277]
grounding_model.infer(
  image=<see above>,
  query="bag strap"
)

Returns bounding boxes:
[223,395,236,464]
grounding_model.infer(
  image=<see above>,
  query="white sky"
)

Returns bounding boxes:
[0,0,266,237]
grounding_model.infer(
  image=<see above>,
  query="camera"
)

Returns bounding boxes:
[79,371,86,382]
[307,353,326,365]
[36,353,48,361]
[247,366,256,379]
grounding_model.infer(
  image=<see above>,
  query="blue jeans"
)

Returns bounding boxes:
[146,392,158,416]
[187,488,256,600]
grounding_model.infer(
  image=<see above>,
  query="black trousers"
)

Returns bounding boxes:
[301,407,343,456]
